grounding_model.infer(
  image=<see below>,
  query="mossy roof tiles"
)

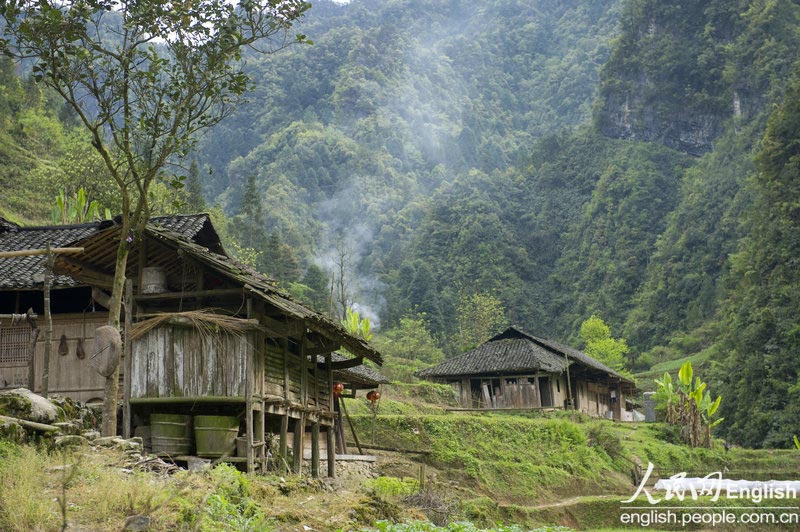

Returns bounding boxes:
[418,326,634,387]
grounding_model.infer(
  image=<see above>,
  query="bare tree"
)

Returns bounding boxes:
[333,237,352,321]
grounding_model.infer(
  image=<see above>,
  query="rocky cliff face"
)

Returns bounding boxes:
[593,1,732,156]
[597,88,723,156]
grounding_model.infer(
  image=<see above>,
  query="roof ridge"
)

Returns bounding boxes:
[12,220,111,231]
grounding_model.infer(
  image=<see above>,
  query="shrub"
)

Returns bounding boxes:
[366,476,420,498]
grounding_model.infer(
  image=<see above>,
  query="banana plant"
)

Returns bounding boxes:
[654,372,678,424]
[698,390,724,428]
[655,361,722,448]
[342,307,373,341]
[51,188,111,224]
[678,361,693,391]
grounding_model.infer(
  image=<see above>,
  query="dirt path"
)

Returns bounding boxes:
[526,494,622,510]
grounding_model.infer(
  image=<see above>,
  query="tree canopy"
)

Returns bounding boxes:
[0,0,309,435]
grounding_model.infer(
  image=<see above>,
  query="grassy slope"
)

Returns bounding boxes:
[633,350,715,393]
[1,385,798,531]
[343,385,800,530]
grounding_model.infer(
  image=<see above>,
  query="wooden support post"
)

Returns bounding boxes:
[327,424,336,478]
[246,406,254,474]
[339,396,363,455]
[281,339,289,401]
[41,244,53,397]
[122,279,133,439]
[564,352,574,410]
[313,348,319,409]
[299,328,307,407]
[27,310,40,392]
[292,415,304,474]
[311,421,320,478]
[255,411,265,473]
[334,398,347,454]
[251,302,267,474]
[245,298,255,474]
[279,414,289,473]
[325,353,334,408]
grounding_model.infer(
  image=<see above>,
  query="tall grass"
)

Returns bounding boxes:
[0,442,60,531]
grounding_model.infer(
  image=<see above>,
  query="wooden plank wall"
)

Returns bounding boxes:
[0,313,109,402]
[263,343,284,399]
[575,380,612,418]
[130,325,252,398]
[263,343,331,409]
[497,380,539,408]
[308,369,333,412]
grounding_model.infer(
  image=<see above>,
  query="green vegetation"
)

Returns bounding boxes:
[0,0,798,448]
[714,65,800,448]
[347,408,727,505]
[373,316,445,382]
[51,188,111,225]
[341,389,800,529]
[654,362,723,447]
[578,315,630,372]
[2,389,800,530]
[367,522,572,532]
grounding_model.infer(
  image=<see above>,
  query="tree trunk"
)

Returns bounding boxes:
[101,240,129,437]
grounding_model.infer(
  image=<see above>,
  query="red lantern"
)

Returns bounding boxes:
[366,390,380,403]
[333,383,344,397]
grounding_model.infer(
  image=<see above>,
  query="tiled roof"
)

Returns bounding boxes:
[317,352,390,388]
[418,326,634,386]
[149,214,224,254]
[417,336,567,378]
[526,333,626,382]
[0,214,220,290]
[0,219,111,289]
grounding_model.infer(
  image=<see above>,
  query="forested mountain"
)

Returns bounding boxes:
[195,0,626,331]
[0,0,798,447]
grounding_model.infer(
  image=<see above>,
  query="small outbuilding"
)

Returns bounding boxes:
[417,326,637,420]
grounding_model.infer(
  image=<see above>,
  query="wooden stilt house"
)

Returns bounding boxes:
[0,218,121,400]
[0,214,384,476]
[418,327,636,420]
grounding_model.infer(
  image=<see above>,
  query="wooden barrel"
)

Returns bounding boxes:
[151,413,192,455]
[194,415,239,458]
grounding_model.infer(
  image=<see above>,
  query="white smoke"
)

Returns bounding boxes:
[314,180,385,330]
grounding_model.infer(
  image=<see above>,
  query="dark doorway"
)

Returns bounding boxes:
[538,376,553,407]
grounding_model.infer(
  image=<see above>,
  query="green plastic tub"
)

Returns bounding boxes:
[194,415,239,458]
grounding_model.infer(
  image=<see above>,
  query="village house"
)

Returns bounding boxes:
[417,326,637,420]
[0,214,386,476]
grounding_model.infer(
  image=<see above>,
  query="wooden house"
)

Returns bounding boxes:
[0,214,386,476]
[417,327,636,420]
[0,217,118,399]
